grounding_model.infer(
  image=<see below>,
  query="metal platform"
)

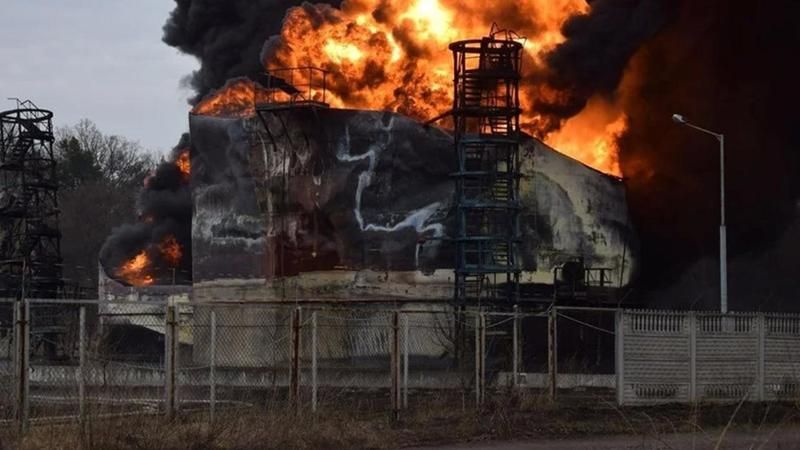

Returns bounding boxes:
[255,67,330,111]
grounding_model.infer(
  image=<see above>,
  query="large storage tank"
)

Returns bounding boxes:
[190,108,637,304]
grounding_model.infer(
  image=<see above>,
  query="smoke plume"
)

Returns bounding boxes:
[163,0,342,103]
[137,0,800,310]
[531,0,675,135]
[617,1,800,309]
[100,135,192,285]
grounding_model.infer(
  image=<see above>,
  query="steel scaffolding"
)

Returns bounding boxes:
[0,100,63,298]
[450,29,523,306]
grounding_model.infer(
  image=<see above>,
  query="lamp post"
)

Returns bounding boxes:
[672,113,727,313]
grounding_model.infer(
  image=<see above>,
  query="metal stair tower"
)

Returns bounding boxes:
[0,100,63,298]
[450,28,523,307]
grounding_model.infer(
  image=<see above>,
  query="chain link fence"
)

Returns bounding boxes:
[312,308,393,411]
[552,307,617,402]
[28,301,81,421]
[401,310,466,410]
[0,299,15,422]
[2,300,620,429]
[179,304,295,418]
[11,300,168,428]
[90,301,167,418]
[6,298,800,431]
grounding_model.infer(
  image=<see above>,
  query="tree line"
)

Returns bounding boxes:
[55,119,157,294]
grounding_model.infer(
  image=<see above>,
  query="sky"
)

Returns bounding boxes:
[0,1,198,155]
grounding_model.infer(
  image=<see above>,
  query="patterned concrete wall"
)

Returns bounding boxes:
[764,315,800,400]
[618,310,800,405]
[619,311,691,405]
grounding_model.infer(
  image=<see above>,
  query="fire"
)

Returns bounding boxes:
[194,0,628,175]
[116,250,154,287]
[324,41,365,64]
[115,235,183,286]
[545,97,626,176]
[399,0,457,43]
[159,234,183,267]
[267,0,586,119]
[176,149,190,181]
[193,78,257,117]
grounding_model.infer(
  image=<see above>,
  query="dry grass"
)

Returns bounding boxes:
[1,393,799,449]
[2,410,390,450]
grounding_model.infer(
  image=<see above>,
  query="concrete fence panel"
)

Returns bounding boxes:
[619,310,800,406]
[620,310,691,405]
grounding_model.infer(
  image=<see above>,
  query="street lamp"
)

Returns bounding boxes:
[672,113,727,313]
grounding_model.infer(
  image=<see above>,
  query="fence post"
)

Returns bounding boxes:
[79,306,87,424]
[311,310,317,413]
[480,312,486,404]
[473,311,485,406]
[548,306,558,402]
[209,309,217,424]
[615,309,624,406]
[688,311,696,402]
[13,300,20,432]
[165,305,177,419]
[756,313,765,401]
[474,312,480,406]
[14,300,29,434]
[403,313,409,409]
[290,307,301,411]
[512,305,519,387]
[391,310,401,419]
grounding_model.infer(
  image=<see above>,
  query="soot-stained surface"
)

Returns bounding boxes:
[190,108,637,301]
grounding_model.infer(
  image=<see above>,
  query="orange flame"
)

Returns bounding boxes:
[193,78,257,117]
[269,0,586,116]
[160,234,183,267]
[176,149,191,182]
[195,0,628,175]
[116,250,154,287]
[545,97,626,176]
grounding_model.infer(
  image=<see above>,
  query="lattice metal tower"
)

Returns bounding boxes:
[450,29,523,306]
[0,101,63,298]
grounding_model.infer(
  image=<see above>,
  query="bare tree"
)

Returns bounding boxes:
[55,120,157,295]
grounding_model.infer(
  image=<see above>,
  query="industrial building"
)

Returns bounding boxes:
[94,32,637,371]
[100,32,637,309]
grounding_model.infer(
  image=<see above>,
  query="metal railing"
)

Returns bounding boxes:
[258,67,330,107]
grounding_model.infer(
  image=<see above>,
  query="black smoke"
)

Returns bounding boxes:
[530,0,675,135]
[100,135,192,285]
[617,1,800,310]
[148,0,800,310]
[103,0,328,285]
[163,0,341,104]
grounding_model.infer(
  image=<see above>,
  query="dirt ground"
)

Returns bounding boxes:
[2,397,800,449]
[411,427,800,449]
